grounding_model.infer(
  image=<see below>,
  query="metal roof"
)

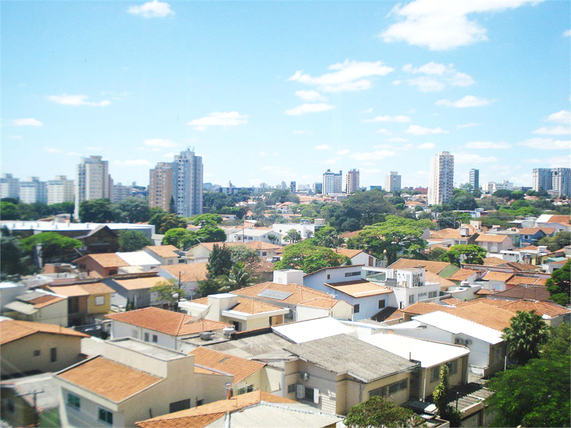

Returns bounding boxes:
[272,317,354,344]
[4,301,38,315]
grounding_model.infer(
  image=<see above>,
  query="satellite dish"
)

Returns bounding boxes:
[186,305,211,323]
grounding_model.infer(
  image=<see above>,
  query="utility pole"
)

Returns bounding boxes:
[15,390,44,427]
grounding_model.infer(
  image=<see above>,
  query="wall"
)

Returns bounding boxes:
[36,299,69,327]
[87,293,111,315]
[109,321,178,351]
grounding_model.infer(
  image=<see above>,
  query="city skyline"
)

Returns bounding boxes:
[2,1,570,188]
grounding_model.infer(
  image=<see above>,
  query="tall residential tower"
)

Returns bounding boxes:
[469,169,479,193]
[74,156,111,219]
[173,149,203,217]
[428,152,454,205]
[346,169,360,194]
[322,170,342,195]
[385,171,401,193]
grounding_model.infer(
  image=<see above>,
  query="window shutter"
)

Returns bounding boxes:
[313,388,320,404]
[296,384,304,399]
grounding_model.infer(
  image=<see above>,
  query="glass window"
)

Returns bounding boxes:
[152,334,158,343]
[50,347,57,363]
[354,304,360,313]
[304,387,314,402]
[67,393,80,410]
[95,296,105,306]
[33,350,40,357]
[144,333,150,342]
[369,386,387,398]
[98,408,113,425]
[431,366,440,382]
[448,359,458,375]
[287,384,296,393]
[378,300,386,309]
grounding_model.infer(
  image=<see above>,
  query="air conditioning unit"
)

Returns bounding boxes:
[301,372,309,381]
[465,339,472,346]
[454,338,462,344]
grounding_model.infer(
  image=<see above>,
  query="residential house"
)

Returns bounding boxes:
[54,338,230,428]
[535,214,571,232]
[361,333,469,400]
[480,271,515,292]
[518,227,556,247]
[47,281,113,326]
[105,307,231,351]
[446,269,481,285]
[3,289,68,326]
[143,245,186,265]
[388,259,459,279]
[179,294,289,332]
[72,253,129,277]
[115,251,163,272]
[0,319,88,379]
[491,284,553,302]
[284,334,418,415]
[427,225,479,249]
[334,248,379,267]
[272,317,356,344]
[104,273,168,310]
[225,227,281,244]
[475,234,514,255]
[75,225,119,255]
[186,242,282,264]
[154,263,208,298]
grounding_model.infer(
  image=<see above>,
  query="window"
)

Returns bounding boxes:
[354,304,360,314]
[304,387,314,402]
[67,393,80,410]
[369,386,387,398]
[152,334,158,343]
[326,274,330,280]
[409,295,416,305]
[389,379,408,394]
[287,384,296,394]
[144,333,150,342]
[169,399,191,413]
[50,347,57,363]
[196,399,204,406]
[344,271,360,277]
[448,359,458,375]
[33,349,41,357]
[378,300,386,309]
[428,291,438,299]
[98,408,113,425]
[430,366,440,382]
[95,296,105,306]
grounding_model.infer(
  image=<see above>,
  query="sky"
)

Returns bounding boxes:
[2,0,570,190]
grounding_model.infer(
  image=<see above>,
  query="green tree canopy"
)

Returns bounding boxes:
[0,201,19,220]
[191,213,223,227]
[284,229,302,244]
[149,212,188,234]
[313,226,343,248]
[538,231,571,252]
[274,240,349,274]
[436,212,460,229]
[229,246,261,271]
[207,244,233,278]
[0,227,26,277]
[150,280,185,310]
[345,396,422,428]
[441,244,487,266]
[545,259,570,305]
[195,226,227,243]
[79,199,115,223]
[118,230,152,252]
[162,228,197,249]
[114,198,151,223]
[327,190,395,232]
[218,262,255,292]
[502,310,548,365]
[20,232,82,260]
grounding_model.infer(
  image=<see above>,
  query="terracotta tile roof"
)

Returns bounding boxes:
[425,271,455,288]
[75,253,130,268]
[27,294,66,309]
[483,257,507,266]
[233,282,340,309]
[158,263,208,283]
[189,348,265,385]
[506,276,548,286]
[447,269,479,282]
[517,245,540,251]
[229,298,284,314]
[339,230,363,239]
[475,288,494,295]
[0,320,88,345]
[145,245,179,258]
[458,298,570,318]
[243,241,282,251]
[325,280,393,298]
[333,248,365,258]
[430,228,463,240]
[388,258,452,275]
[475,234,509,243]
[57,356,163,403]
[105,307,230,336]
[135,391,295,428]
[47,282,114,297]
[518,227,556,235]
[544,215,571,225]
[198,242,244,252]
[113,276,169,291]
[493,284,552,301]
[194,365,223,375]
[505,261,543,272]
[482,271,514,282]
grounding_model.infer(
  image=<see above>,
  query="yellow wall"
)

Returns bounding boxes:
[86,293,111,315]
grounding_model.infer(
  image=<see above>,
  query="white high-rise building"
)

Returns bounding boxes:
[19,177,47,204]
[173,149,203,217]
[469,169,479,193]
[47,175,75,205]
[74,156,111,219]
[346,169,360,194]
[0,174,20,199]
[385,171,401,193]
[532,168,571,197]
[322,169,342,195]
[428,152,454,205]
[111,182,133,204]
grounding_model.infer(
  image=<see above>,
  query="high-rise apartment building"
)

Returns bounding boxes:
[173,149,203,217]
[111,182,133,204]
[290,181,297,193]
[0,174,20,199]
[19,177,47,204]
[428,152,454,205]
[533,168,570,197]
[149,162,174,212]
[47,175,74,205]
[385,171,401,193]
[322,170,342,195]
[74,156,111,219]
[346,169,360,194]
[532,168,552,193]
[469,169,479,193]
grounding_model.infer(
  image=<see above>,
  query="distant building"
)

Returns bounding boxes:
[173,149,203,217]
[531,168,570,197]
[469,169,479,193]
[485,180,514,194]
[289,181,296,193]
[47,175,74,205]
[532,168,552,193]
[428,152,454,205]
[313,182,323,194]
[74,156,111,219]
[322,170,342,196]
[346,169,360,194]
[385,171,401,193]
[19,177,47,204]
[111,182,133,204]
[0,173,20,199]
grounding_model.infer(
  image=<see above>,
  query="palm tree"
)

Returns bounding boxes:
[219,262,255,292]
[502,310,548,365]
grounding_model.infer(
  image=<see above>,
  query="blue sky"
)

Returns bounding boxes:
[2,0,570,189]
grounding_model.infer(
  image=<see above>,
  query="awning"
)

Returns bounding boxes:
[4,301,38,315]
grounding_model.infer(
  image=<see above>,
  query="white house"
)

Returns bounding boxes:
[334,248,379,267]
[142,245,186,265]
[225,227,282,244]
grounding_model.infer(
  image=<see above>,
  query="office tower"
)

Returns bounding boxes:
[385,171,401,193]
[19,177,47,204]
[313,182,323,194]
[551,168,571,197]
[149,162,174,212]
[322,170,342,196]
[111,182,133,204]
[173,149,203,217]
[74,155,111,219]
[290,181,297,193]
[346,169,360,194]
[532,168,552,193]
[427,151,454,205]
[0,174,20,199]
[47,175,75,205]
[469,169,479,193]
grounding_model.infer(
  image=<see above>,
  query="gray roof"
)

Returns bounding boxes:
[285,334,418,383]
[0,373,59,412]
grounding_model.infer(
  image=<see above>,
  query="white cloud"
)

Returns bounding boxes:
[523,158,542,164]
[376,128,393,135]
[517,138,571,150]
[188,111,248,130]
[402,62,474,92]
[43,146,62,154]
[564,30,571,37]
[128,0,174,17]
[350,150,396,161]
[8,135,23,140]
[464,141,511,149]
[315,144,331,150]
[457,122,479,129]
[417,142,436,149]
[454,153,499,164]
[546,110,571,124]
[550,154,571,168]
[435,95,493,108]
[114,159,153,167]
[380,0,541,51]
[12,118,43,126]
[295,90,325,101]
[48,94,111,107]
[406,125,449,135]
[385,137,409,143]
[288,60,394,92]
[532,126,571,136]
[285,103,334,116]
[337,149,350,155]
[143,138,179,148]
[364,115,411,123]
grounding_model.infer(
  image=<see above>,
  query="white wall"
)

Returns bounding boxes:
[109,320,178,350]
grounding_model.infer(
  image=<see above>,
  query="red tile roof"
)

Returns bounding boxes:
[189,348,265,385]
[0,320,87,345]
